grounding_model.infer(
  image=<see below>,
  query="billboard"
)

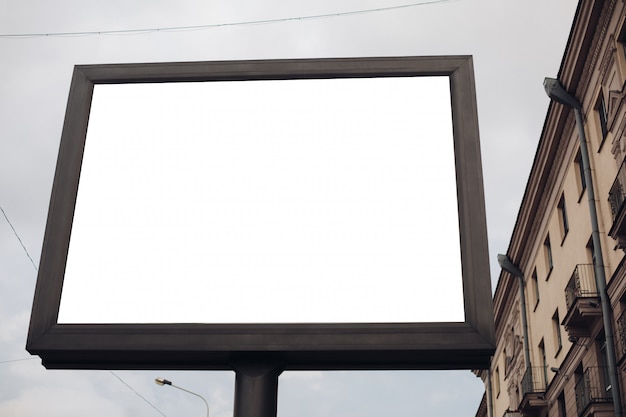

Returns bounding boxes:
[27,56,494,370]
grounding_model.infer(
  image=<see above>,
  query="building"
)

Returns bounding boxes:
[476,1,626,417]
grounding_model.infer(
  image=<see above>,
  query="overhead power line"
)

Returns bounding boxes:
[0,357,38,364]
[0,205,38,271]
[109,371,168,417]
[0,0,454,39]
[0,209,167,414]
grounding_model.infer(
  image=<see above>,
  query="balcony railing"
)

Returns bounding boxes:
[616,310,626,360]
[609,158,626,221]
[575,366,612,416]
[565,264,598,310]
[521,366,546,397]
[502,411,522,417]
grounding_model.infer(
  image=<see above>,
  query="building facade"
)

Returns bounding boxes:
[477,1,626,417]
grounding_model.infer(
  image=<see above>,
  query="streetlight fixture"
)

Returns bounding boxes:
[155,377,209,417]
[543,77,623,417]
[497,254,531,369]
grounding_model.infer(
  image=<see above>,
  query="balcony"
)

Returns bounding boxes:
[609,159,626,247]
[616,310,626,363]
[519,367,548,416]
[574,366,613,417]
[502,411,522,417]
[562,264,602,338]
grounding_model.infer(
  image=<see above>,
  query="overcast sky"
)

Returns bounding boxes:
[0,0,578,416]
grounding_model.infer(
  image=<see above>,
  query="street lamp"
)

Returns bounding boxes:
[497,254,531,369]
[155,377,209,417]
[543,77,623,417]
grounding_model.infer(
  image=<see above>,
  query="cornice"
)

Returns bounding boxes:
[576,0,617,104]
[599,36,617,85]
[505,0,609,275]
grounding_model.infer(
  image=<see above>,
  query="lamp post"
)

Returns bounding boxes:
[543,77,623,417]
[155,377,210,417]
[497,254,531,369]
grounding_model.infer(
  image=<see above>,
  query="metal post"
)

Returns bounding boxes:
[233,361,283,417]
[573,106,623,417]
[497,254,531,370]
[517,275,532,370]
[486,370,494,417]
[544,77,623,417]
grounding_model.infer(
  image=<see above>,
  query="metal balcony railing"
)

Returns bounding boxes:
[575,366,612,416]
[503,411,522,417]
[616,310,626,360]
[609,159,626,221]
[565,264,598,310]
[521,366,547,398]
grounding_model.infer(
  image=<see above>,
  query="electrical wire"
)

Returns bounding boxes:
[0,209,167,415]
[0,0,455,39]
[0,357,38,364]
[109,371,168,417]
[0,205,38,271]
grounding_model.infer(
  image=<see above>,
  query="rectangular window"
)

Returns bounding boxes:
[532,269,540,310]
[558,392,567,417]
[539,339,548,387]
[552,309,562,355]
[503,347,508,375]
[558,194,569,242]
[544,235,553,278]
[621,24,626,57]
[587,237,596,265]
[575,150,586,199]
[596,93,609,149]
[494,366,500,397]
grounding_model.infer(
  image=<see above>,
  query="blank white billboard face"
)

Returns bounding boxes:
[57,76,464,324]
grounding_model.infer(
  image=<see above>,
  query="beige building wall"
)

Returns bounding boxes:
[479,1,626,417]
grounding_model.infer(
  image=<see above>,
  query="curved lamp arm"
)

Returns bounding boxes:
[155,378,209,417]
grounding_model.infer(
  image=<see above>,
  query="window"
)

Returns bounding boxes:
[539,339,548,387]
[575,150,586,199]
[619,24,626,71]
[596,93,609,149]
[558,392,567,417]
[503,347,509,375]
[494,366,501,397]
[586,237,596,265]
[553,309,562,355]
[596,336,611,393]
[544,235,553,278]
[532,269,540,310]
[558,194,569,242]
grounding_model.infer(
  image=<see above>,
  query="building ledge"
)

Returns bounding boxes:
[562,297,602,338]
[577,400,613,417]
[519,393,548,416]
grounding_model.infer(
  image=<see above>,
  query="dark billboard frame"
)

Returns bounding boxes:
[27,56,494,370]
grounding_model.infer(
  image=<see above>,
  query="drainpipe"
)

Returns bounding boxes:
[544,78,623,417]
[486,368,494,417]
[498,254,532,370]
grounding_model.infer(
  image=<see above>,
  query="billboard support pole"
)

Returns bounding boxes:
[233,361,283,417]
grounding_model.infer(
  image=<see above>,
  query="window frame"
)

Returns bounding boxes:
[596,92,609,150]
[575,150,586,201]
[532,268,540,311]
[544,235,554,280]
[552,309,562,356]
[558,194,569,244]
